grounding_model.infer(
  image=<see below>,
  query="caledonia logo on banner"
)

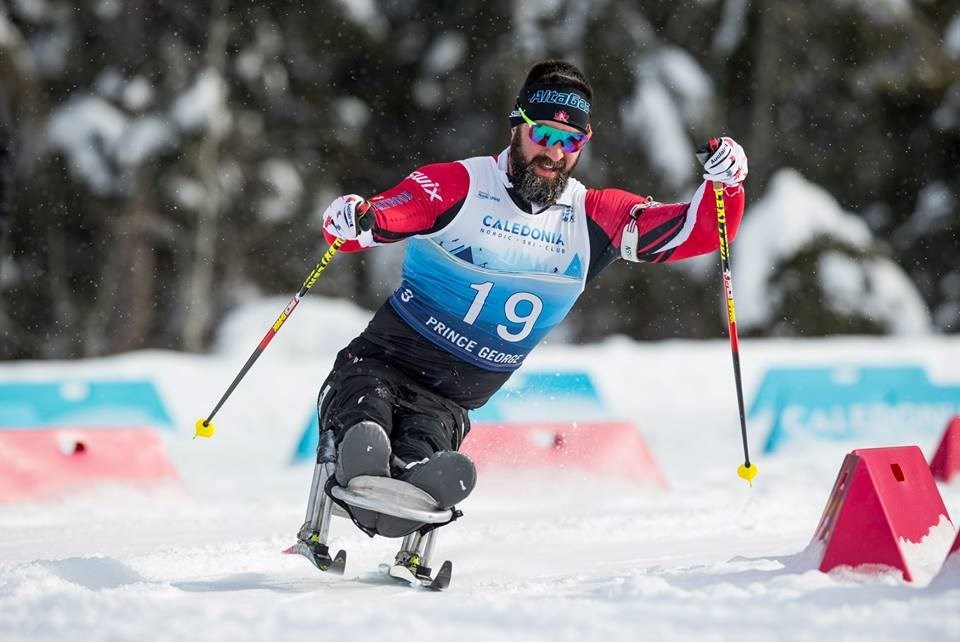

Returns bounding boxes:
[528,90,591,114]
[481,215,565,245]
[408,171,442,202]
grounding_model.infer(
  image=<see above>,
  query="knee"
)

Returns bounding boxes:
[392,417,454,461]
[321,375,395,439]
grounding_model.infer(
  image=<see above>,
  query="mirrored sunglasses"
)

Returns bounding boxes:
[518,106,590,153]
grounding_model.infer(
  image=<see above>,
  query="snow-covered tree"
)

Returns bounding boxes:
[0,0,957,358]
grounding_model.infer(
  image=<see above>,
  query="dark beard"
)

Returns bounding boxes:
[508,129,574,207]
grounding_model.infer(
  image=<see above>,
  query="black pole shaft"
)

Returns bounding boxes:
[729,340,750,466]
[713,180,753,468]
[203,342,269,426]
[200,237,346,427]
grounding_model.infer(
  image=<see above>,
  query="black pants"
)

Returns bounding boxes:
[317,339,471,463]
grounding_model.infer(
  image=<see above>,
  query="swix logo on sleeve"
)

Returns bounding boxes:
[408,171,442,202]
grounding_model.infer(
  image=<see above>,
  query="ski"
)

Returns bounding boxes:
[285,542,451,589]
[282,541,347,575]
[379,558,452,590]
[428,560,452,590]
[380,561,418,585]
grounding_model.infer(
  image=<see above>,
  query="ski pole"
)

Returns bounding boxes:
[710,172,757,485]
[195,207,371,438]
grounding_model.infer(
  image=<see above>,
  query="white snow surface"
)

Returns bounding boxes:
[1,297,959,642]
[898,515,957,585]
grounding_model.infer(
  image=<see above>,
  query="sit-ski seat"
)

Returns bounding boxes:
[330,475,454,524]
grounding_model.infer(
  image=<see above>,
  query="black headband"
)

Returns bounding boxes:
[509,83,591,133]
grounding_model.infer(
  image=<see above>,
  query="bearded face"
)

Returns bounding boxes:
[508,128,579,206]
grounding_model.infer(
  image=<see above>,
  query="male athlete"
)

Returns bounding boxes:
[303,59,748,539]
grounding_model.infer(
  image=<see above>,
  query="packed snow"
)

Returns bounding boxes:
[1,297,959,642]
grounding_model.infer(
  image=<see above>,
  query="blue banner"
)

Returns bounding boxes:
[0,380,173,430]
[749,366,960,453]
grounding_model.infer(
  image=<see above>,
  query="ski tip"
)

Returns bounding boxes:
[427,560,452,591]
[283,542,348,575]
[329,550,347,575]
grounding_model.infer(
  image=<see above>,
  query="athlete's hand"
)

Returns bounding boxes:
[322,194,373,245]
[698,136,748,187]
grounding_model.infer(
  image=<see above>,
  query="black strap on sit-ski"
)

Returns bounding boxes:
[324,476,378,538]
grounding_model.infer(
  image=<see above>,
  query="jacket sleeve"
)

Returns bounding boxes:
[322,162,470,251]
[584,181,745,269]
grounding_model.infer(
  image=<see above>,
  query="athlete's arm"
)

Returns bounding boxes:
[321,162,471,251]
[582,181,745,278]
[583,135,747,277]
[593,181,746,262]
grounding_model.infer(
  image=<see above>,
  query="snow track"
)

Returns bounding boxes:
[2,332,959,641]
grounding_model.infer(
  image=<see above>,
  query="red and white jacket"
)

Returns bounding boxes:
[325,148,744,405]
[328,148,743,265]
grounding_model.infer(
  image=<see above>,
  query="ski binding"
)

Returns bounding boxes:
[380,557,452,590]
[283,539,346,575]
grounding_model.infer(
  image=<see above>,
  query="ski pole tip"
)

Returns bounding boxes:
[737,462,758,485]
[194,418,215,439]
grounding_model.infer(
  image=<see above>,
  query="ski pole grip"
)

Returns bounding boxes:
[357,201,374,232]
[695,136,723,166]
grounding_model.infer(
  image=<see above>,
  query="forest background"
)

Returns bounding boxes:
[1,0,958,360]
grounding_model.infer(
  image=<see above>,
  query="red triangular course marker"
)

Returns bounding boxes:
[0,427,180,502]
[812,445,953,582]
[461,421,667,487]
[930,415,960,483]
